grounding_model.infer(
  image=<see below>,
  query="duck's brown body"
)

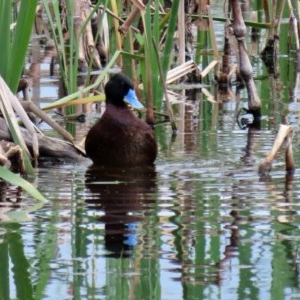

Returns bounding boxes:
[85,73,157,167]
[85,103,157,167]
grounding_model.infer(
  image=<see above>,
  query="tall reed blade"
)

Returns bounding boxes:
[0,0,11,79]
[4,0,38,93]
[160,0,180,77]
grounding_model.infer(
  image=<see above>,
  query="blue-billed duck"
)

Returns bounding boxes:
[85,73,157,167]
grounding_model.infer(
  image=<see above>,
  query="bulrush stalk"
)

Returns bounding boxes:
[231,0,261,118]
[259,125,294,175]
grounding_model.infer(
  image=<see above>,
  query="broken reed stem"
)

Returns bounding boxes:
[118,6,141,35]
[258,124,294,175]
[166,60,198,84]
[285,134,295,174]
[98,5,139,33]
[230,0,261,116]
[21,101,74,143]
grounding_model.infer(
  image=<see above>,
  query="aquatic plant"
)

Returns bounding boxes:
[42,0,180,118]
[0,0,38,93]
[0,0,43,198]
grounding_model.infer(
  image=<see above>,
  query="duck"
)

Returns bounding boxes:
[85,73,157,167]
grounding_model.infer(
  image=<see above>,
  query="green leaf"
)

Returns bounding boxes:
[6,0,38,93]
[0,166,47,202]
[0,0,11,78]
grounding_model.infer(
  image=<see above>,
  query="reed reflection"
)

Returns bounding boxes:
[85,165,157,257]
[219,116,298,296]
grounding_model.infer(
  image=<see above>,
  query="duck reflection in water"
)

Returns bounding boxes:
[85,73,157,257]
[85,166,157,257]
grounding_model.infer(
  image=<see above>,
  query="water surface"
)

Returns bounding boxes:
[2,102,300,299]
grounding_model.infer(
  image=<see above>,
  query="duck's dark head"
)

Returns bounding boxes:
[104,73,144,109]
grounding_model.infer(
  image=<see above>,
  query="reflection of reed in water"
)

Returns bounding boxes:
[85,165,157,258]
[0,181,23,222]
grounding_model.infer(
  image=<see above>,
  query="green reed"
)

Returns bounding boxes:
[122,0,180,111]
[0,0,38,93]
[0,0,38,176]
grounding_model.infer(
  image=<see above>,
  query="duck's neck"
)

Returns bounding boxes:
[106,100,129,109]
[105,103,135,122]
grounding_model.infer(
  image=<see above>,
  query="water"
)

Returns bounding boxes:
[2,106,300,299]
[2,4,300,300]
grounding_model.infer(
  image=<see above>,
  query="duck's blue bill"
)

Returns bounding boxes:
[124,88,144,109]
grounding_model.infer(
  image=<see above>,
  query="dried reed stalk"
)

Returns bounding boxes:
[258,124,294,175]
[231,0,261,117]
